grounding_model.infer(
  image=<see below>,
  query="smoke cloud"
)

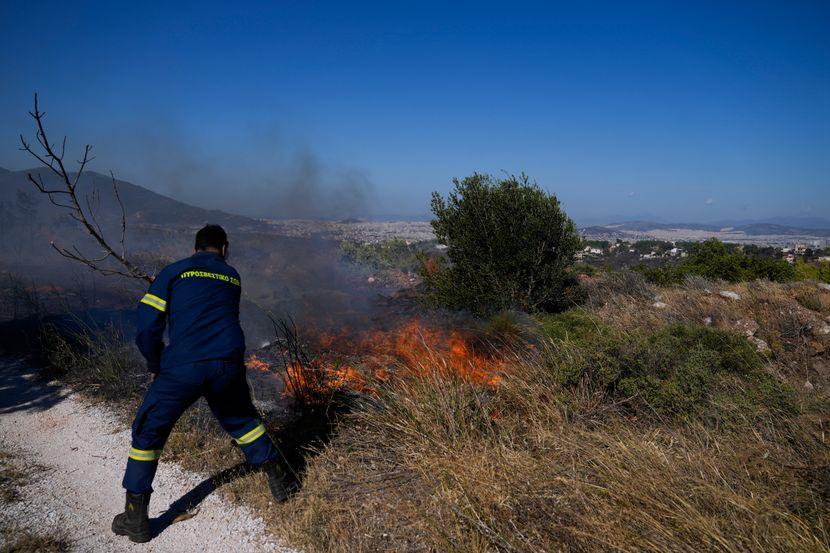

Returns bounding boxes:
[99,118,376,220]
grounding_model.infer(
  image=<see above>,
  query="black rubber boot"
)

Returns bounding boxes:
[112,491,151,543]
[262,458,289,502]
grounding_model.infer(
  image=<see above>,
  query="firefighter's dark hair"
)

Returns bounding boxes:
[195,224,228,251]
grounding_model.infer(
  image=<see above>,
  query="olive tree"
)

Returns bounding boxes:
[422,173,581,315]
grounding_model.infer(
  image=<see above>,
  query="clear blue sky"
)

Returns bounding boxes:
[2,1,828,223]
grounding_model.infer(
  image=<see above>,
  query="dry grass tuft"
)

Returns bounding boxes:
[0,528,70,553]
[0,529,70,553]
[38,321,145,399]
[0,452,28,504]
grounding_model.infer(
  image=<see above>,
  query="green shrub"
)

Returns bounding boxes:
[484,311,524,342]
[538,314,795,420]
[630,240,674,255]
[638,238,796,285]
[794,260,830,283]
[422,173,581,315]
[572,263,598,277]
[535,309,612,345]
[636,265,679,286]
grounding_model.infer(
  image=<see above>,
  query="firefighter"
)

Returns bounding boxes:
[112,224,288,543]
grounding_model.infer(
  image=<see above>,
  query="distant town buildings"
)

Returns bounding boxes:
[574,238,829,267]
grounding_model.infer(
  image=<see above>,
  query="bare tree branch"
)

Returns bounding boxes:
[19,93,152,283]
[111,171,128,261]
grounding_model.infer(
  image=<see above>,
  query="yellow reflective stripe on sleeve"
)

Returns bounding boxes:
[235,423,266,445]
[129,447,162,461]
[140,293,167,312]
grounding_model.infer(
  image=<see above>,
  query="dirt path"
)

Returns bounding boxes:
[0,357,296,552]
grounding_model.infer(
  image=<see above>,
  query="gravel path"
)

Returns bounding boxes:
[0,358,296,552]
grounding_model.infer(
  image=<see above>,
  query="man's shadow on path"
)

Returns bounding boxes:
[149,462,255,538]
[150,399,346,539]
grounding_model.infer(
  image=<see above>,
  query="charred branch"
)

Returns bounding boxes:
[270,315,338,411]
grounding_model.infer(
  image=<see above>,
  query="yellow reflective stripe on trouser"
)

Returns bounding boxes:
[235,423,266,445]
[129,447,162,461]
[140,293,167,312]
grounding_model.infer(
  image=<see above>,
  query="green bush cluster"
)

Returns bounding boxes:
[536,311,796,421]
[794,260,830,283]
[630,239,675,255]
[340,238,421,271]
[638,238,796,285]
[422,173,581,315]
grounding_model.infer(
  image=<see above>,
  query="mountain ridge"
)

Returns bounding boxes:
[1,167,263,230]
[582,219,830,239]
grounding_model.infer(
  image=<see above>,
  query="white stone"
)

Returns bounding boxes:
[652,301,667,309]
[734,319,759,337]
[748,336,769,353]
[719,290,741,300]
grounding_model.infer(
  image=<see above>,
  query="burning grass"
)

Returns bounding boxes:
[246,317,514,407]
[314,318,511,387]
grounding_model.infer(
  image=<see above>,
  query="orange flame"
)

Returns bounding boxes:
[282,361,375,400]
[245,354,271,372]
[308,318,506,389]
[254,318,507,402]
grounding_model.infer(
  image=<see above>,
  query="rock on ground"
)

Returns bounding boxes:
[0,358,296,553]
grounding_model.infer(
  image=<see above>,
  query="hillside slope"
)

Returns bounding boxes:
[0,168,262,230]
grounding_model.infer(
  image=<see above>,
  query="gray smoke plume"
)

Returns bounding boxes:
[98,119,375,220]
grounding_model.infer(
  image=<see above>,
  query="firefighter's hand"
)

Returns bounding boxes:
[149,373,156,381]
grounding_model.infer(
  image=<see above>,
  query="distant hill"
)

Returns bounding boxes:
[752,216,830,230]
[598,221,718,232]
[581,220,830,242]
[0,168,264,231]
[0,168,271,277]
[586,216,830,234]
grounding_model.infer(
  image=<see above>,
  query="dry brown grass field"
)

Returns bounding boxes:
[39,273,830,552]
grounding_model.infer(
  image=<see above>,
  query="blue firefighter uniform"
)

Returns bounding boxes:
[123,251,278,494]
